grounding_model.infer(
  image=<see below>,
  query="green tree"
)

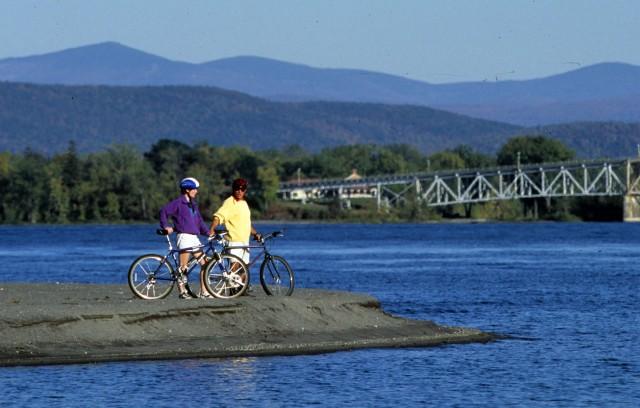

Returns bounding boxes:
[61,141,82,189]
[103,192,121,221]
[45,174,70,223]
[0,152,11,221]
[497,135,575,166]
[8,150,49,223]
[497,136,576,219]
[386,144,427,172]
[370,148,408,175]
[449,145,495,169]
[428,151,465,171]
[255,165,280,211]
[90,145,157,221]
[144,139,194,174]
[144,139,195,199]
[52,141,87,221]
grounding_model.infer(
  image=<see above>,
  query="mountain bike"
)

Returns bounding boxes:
[220,230,295,296]
[128,229,249,300]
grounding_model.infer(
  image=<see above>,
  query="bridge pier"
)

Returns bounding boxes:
[623,195,640,222]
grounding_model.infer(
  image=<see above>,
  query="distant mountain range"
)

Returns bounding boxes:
[1,42,639,126]
[1,81,639,159]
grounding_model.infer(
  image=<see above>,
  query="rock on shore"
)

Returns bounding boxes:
[0,283,495,366]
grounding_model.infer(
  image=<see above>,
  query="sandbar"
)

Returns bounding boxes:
[0,283,496,366]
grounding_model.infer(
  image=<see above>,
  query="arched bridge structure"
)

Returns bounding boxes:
[278,158,640,221]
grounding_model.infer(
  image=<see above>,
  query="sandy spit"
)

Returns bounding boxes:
[0,283,496,366]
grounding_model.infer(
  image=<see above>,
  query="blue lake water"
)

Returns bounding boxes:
[0,222,639,407]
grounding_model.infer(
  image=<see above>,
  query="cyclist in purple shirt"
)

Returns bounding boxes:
[159,177,212,299]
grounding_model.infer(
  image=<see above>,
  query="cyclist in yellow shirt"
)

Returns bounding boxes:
[209,178,261,264]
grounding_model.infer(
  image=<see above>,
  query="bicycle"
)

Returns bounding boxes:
[217,230,295,296]
[128,229,250,300]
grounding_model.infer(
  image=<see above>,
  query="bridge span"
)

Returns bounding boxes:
[278,158,640,221]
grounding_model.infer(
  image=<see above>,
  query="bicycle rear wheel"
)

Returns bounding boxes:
[260,255,294,296]
[203,253,250,299]
[128,254,175,300]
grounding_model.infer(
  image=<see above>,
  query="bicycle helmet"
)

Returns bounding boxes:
[179,177,200,190]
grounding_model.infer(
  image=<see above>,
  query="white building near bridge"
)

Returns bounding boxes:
[285,169,377,203]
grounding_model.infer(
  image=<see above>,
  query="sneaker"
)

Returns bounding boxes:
[198,292,214,299]
[179,292,194,299]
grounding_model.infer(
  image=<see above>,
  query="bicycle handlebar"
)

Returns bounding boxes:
[256,230,283,244]
[156,228,224,240]
[209,232,227,242]
[156,228,282,244]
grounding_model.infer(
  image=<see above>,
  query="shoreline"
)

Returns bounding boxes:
[0,218,606,228]
[0,283,496,366]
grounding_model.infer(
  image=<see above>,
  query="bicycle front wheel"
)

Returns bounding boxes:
[260,255,294,296]
[128,254,175,300]
[203,254,250,299]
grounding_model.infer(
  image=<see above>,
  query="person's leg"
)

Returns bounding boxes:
[176,233,202,298]
[178,251,190,295]
[179,251,190,271]
[193,250,213,297]
[228,242,250,285]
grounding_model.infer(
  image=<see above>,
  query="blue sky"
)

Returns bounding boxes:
[2,0,639,83]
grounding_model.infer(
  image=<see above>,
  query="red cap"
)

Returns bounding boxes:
[232,178,248,190]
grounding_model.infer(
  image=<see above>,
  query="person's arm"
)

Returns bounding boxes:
[209,216,221,236]
[192,204,209,236]
[210,198,230,235]
[159,202,175,234]
[198,213,209,236]
[251,225,261,241]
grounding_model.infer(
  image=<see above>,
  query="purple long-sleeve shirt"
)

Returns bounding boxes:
[159,196,209,235]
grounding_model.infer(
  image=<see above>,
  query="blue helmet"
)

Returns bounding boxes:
[179,177,200,190]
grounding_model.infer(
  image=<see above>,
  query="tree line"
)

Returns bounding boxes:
[0,135,622,224]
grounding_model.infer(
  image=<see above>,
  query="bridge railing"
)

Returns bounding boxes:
[422,161,628,206]
[280,158,632,190]
[279,158,640,208]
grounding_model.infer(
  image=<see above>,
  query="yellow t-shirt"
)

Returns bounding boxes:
[213,196,251,242]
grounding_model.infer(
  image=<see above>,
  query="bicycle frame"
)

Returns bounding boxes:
[157,233,219,280]
[228,246,264,268]
[224,238,273,269]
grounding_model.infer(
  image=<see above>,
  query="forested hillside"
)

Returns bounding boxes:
[533,122,640,158]
[1,81,639,159]
[0,81,519,155]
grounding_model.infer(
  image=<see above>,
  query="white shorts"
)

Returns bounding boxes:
[227,241,250,264]
[176,233,203,252]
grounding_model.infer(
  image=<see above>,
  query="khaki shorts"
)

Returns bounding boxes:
[227,241,250,264]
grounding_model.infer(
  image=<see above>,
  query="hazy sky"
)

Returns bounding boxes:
[2,0,639,83]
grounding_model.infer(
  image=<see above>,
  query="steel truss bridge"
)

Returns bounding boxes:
[278,158,640,221]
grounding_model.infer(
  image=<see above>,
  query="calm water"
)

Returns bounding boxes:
[0,223,639,407]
